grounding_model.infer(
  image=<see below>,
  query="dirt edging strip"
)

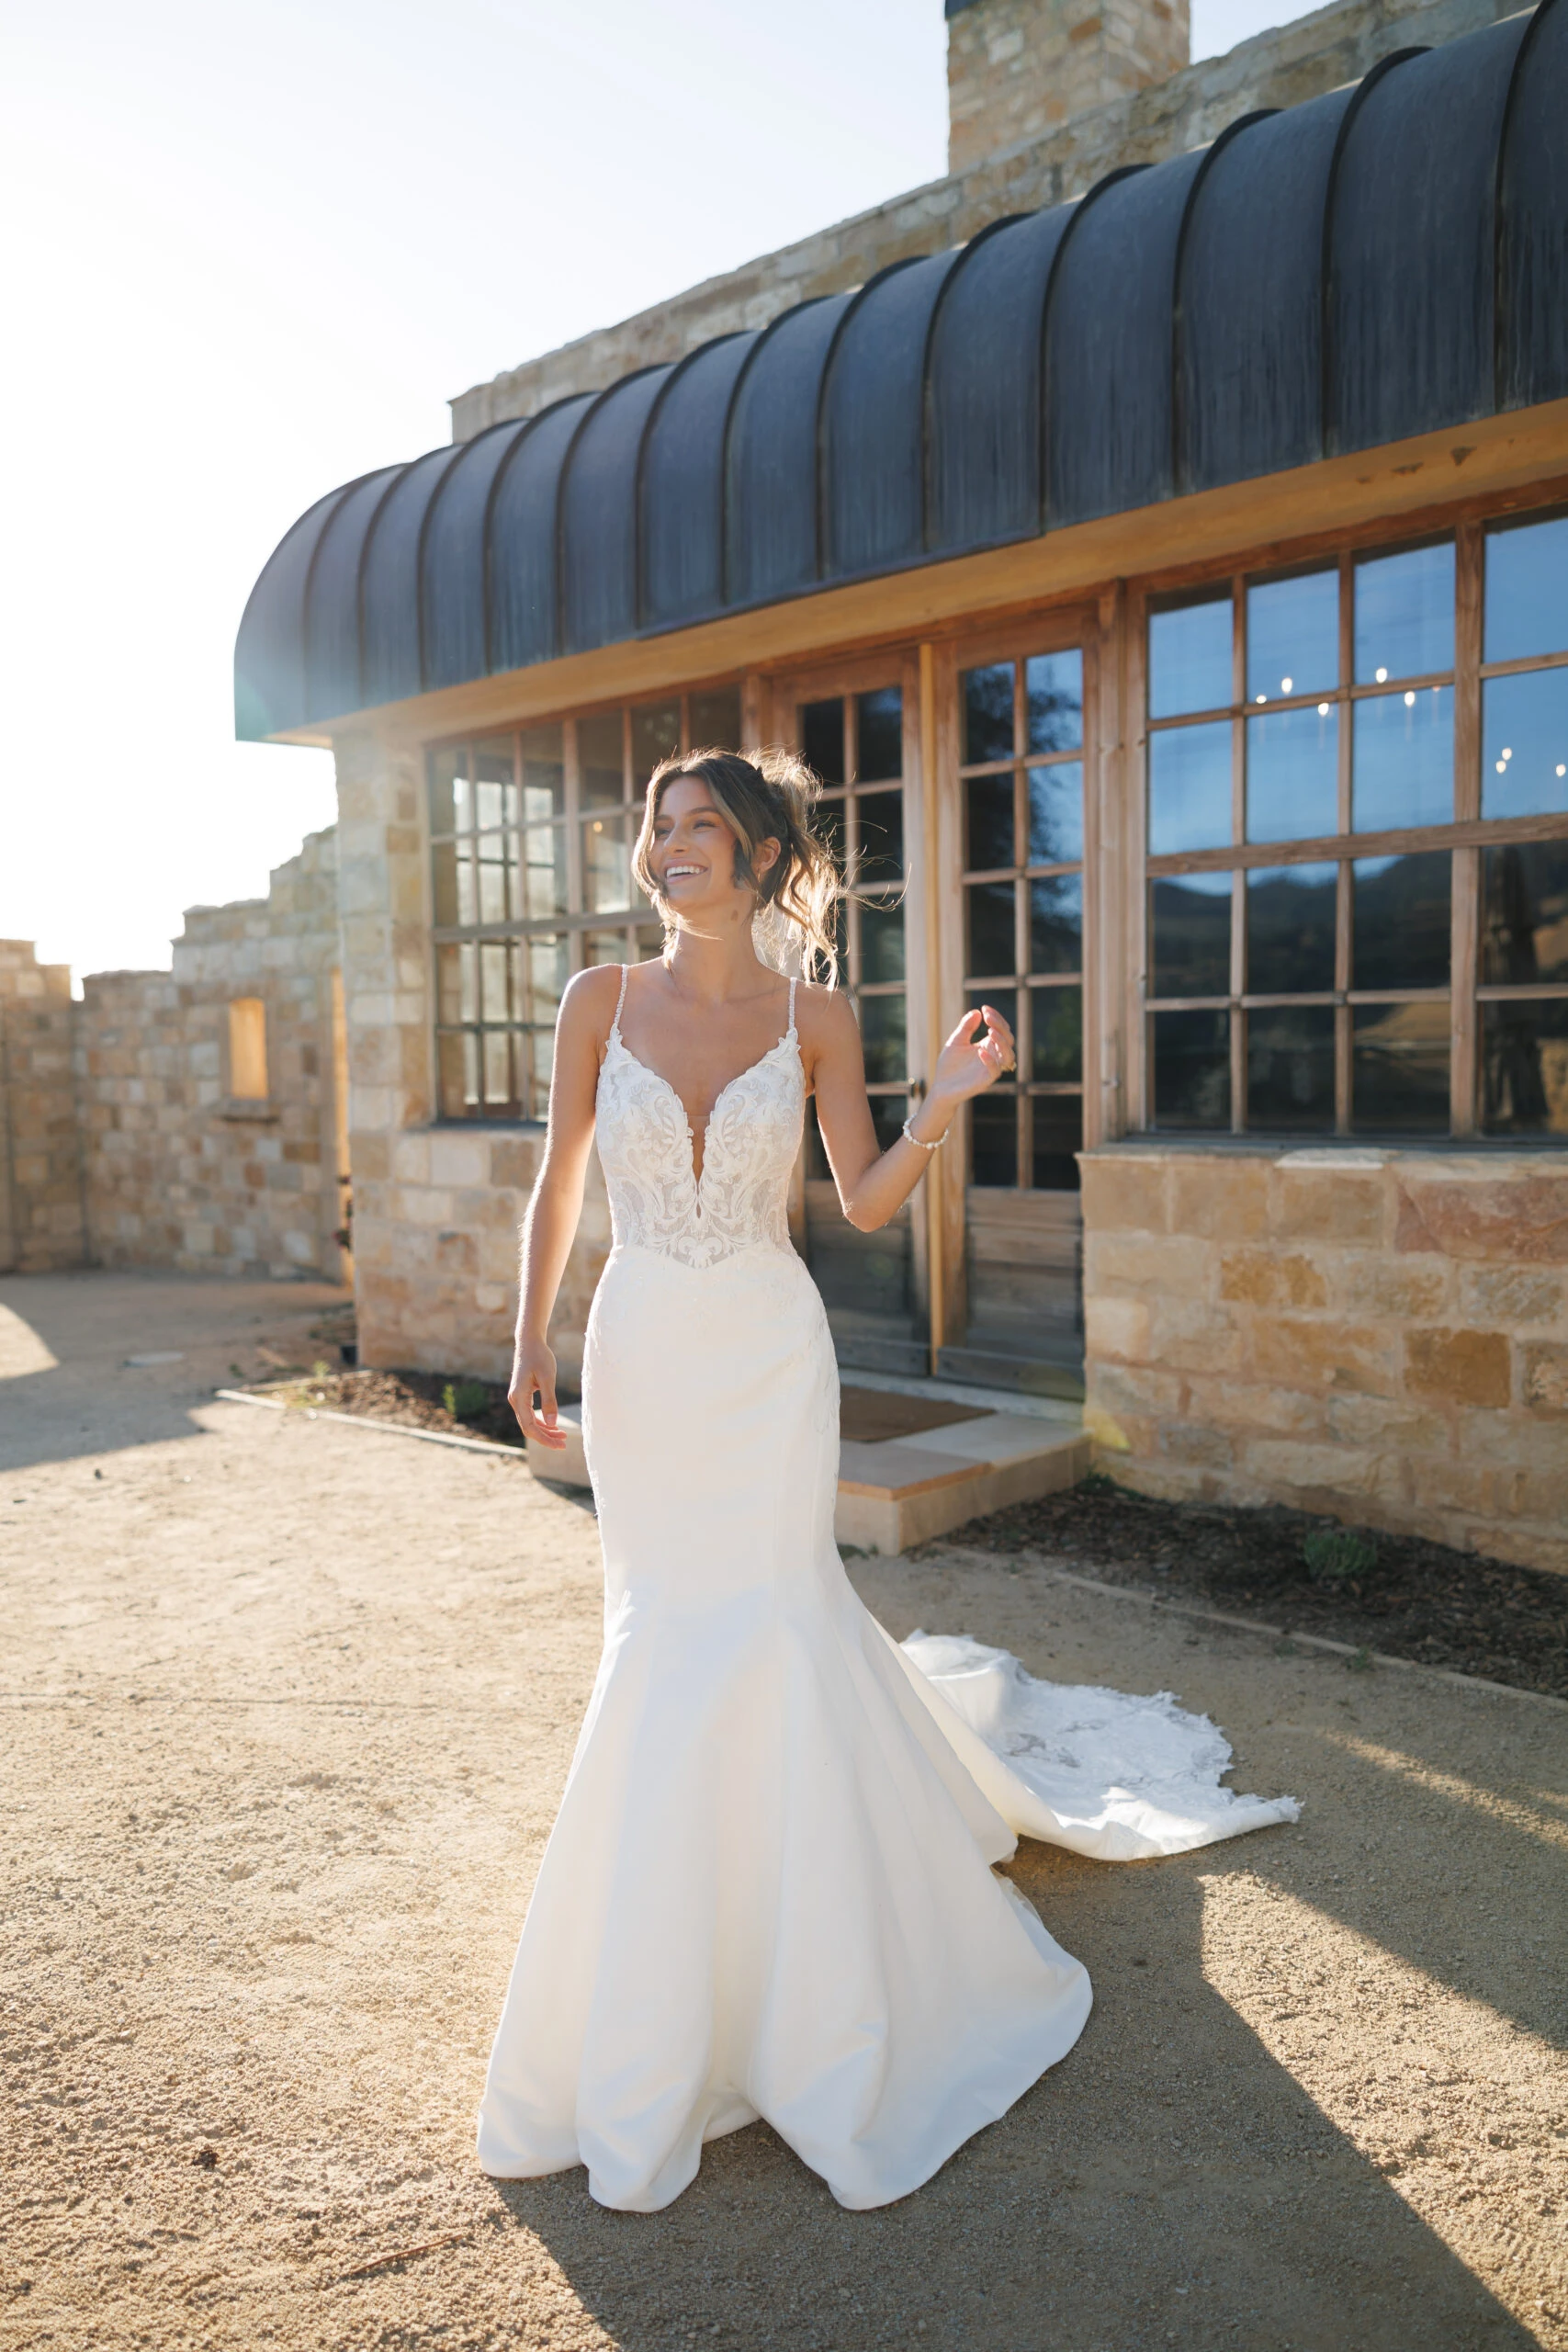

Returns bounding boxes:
[930,1542,1568,1714]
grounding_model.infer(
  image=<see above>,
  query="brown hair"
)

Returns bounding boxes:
[632,746,841,985]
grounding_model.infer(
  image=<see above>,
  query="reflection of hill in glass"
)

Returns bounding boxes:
[1483,841,1568,984]
[1352,853,1450,989]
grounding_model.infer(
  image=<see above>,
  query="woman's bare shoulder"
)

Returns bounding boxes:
[794,978,859,1051]
[558,961,626,1043]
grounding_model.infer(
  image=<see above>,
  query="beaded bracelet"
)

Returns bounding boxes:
[900,1114,947,1153]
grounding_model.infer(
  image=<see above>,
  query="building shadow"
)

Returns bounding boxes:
[482,1846,1536,2351]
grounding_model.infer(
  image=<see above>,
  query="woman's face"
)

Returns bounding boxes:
[649,775,779,927]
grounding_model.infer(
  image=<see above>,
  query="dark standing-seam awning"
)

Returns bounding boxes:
[236,0,1568,741]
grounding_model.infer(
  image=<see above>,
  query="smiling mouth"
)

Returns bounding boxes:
[663,865,704,879]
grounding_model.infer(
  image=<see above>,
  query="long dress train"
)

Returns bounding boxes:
[477,968,1297,2211]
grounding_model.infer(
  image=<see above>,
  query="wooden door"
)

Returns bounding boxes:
[932,622,1097,1398]
[776,654,931,1376]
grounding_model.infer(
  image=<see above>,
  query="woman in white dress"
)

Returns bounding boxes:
[479,749,1296,2213]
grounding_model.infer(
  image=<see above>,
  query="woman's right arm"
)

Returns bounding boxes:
[507,967,617,1446]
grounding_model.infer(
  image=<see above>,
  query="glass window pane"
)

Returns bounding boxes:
[525,935,567,1025]
[579,711,625,807]
[965,775,1014,872]
[859,992,906,1084]
[1031,1094,1082,1191]
[582,928,626,968]
[456,842,477,928]
[1027,763,1083,866]
[1482,668,1568,820]
[1032,985,1082,1081]
[437,1029,475,1118]
[1354,542,1454,684]
[1029,874,1083,974]
[1483,841,1568,985]
[435,944,463,1026]
[428,746,462,834]
[520,726,565,822]
[477,836,509,924]
[1352,1003,1450,1133]
[803,698,845,786]
[1247,569,1337,703]
[1247,1005,1335,1131]
[1152,873,1232,998]
[1352,685,1454,831]
[474,739,517,831]
[454,942,478,1023]
[1484,512,1568,664]
[1153,1010,1230,1127]
[479,941,511,1023]
[966,882,1016,978]
[1149,720,1232,854]
[815,794,846,872]
[524,1027,554,1107]
[584,812,631,912]
[855,789,903,883]
[631,700,680,787]
[1353,853,1450,990]
[860,899,906,985]
[970,1089,1018,1187]
[855,687,902,781]
[689,684,742,750]
[520,825,567,919]
[963,663,1014,764]
[432,841,459,928]
[481,1027,513,1109]
[1025,651,1083,753]
[1246,703,1337,844]
[1149,596,1231,718]
[1247,863,1337,994]
[1482,1000,1568,1135]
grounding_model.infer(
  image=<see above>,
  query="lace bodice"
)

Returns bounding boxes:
[595,967,804,1269]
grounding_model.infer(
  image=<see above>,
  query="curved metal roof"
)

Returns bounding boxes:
[236,1,1567,741]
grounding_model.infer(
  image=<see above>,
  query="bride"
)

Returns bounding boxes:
[479,747,1296,2212]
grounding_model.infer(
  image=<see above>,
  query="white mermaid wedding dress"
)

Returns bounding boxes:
[477,969,1298,2211]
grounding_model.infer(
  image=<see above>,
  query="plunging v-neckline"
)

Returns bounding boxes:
[608,1027,797,1192]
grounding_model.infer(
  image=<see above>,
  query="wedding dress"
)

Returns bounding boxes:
[477,967,1298,2211]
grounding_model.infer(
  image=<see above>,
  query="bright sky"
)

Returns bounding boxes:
[2,0,1292,983]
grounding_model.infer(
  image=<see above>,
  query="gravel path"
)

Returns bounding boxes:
[3,1272,1564,2352]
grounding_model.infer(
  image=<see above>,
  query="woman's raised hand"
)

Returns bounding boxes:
[509,1338,565,1448]
[931,1004,1017,1103]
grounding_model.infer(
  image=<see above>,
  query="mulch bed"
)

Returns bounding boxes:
[928,1476,1568,1701]
[242,1366,527,1451]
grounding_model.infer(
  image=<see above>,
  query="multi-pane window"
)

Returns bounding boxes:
[800,686,908,1156]
[959,650,1085,1188]
[429,684,741,1118]
[1144,510,1568,1138]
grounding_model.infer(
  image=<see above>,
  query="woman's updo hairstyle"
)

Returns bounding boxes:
[632,746,841,986]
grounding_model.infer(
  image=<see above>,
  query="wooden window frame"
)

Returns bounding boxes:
[1129,499,1568,1144]
[426,681,744,1123]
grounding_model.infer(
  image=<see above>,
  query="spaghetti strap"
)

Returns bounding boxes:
[610,962,629,1041]
[786,976,797,1037]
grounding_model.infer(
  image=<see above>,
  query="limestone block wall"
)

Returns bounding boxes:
[947,0,1190,175]
[1080,1147,1568,1574]
[333,733,607,1387]
[77,830,344,1281]
[0,943,85,1272]
[450,0,1518,440]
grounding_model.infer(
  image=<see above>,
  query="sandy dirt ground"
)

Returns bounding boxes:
[3,1270,1565,2352]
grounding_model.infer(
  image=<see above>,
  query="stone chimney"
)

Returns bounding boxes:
[946,0,1190,174]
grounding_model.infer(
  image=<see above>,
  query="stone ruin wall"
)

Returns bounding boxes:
[0,830,347,1286]
[1081,1148,1568,1575]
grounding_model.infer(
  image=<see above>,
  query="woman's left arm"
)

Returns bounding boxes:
[807,991,1015,1234]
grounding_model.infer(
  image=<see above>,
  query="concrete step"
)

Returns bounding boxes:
[526,1400,1090,1557]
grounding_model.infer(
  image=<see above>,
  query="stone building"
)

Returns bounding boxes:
[0,829,349,1285]
[219,0,1567,1574]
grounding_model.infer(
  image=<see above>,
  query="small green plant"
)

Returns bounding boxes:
[1301,1525,1379,1583]
[443,1378,491,1422]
